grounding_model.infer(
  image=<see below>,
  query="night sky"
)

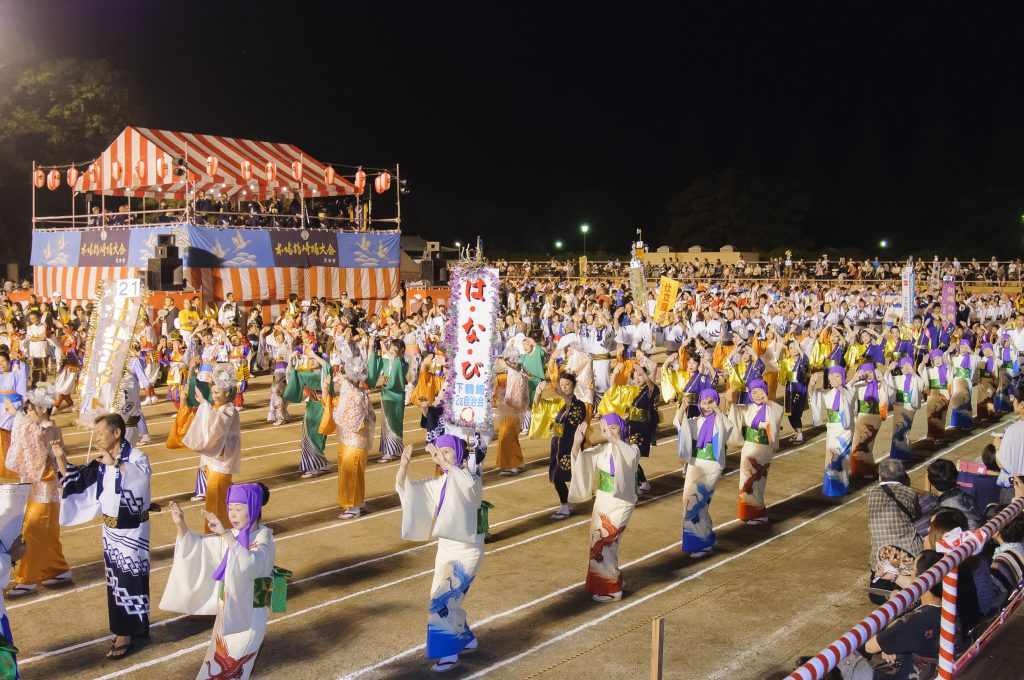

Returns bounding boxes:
[3,2,1024,260]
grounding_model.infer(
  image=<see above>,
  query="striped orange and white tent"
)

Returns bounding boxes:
[73,126,359,198]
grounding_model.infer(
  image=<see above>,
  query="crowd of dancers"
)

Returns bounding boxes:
[0,265,1023,676]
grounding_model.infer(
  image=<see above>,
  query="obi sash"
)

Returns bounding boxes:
[743,426,769,445]
[858,400,880,415]
[827,408,843,424]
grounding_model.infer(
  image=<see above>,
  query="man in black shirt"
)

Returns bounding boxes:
[833,550,943,679]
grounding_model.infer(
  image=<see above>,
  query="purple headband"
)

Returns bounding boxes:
[213,483,264,581]
[827,365,846,383]
[748,378,768,395]
[929,349,944,360]
[601,413,627,440]
[433,434,466,467]
[898,357,913,370]
[698,388,719,404]
[858,362,875,373]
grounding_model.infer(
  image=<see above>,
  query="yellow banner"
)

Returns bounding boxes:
[653,276,680,325]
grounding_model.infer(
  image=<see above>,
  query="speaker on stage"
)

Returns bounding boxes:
[147,257,184,291]
[420,258,448,285]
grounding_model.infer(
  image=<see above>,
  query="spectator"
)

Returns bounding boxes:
[832,549,945,680]
[866,459,923,603]
[995,380,1024,503]
[927,459,984,530]
[990,501,1024,608]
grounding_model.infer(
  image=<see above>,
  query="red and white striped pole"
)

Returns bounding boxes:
[788,496,1024,680]
[937,565,958,679]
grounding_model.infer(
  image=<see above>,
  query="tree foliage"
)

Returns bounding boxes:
[0,57,137,190]
[666,169,812,252]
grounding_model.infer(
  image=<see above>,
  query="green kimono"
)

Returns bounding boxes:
[367,349,408,457]
[283,361,334,473]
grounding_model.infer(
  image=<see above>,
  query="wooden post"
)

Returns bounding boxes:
[650,617,665,680]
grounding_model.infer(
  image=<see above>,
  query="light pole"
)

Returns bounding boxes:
[554,240,563,252]
[580,223,589,258]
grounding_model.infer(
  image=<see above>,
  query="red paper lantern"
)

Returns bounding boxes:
[156,156,168,179]
[88,163,100,185]
[266,161,277,182]
[135,159,147,181]
[111,160,124,184]
[47,169,60,191]
[324,166,335,184]
[375,171,391,194]
[206,155,219,177]
[33,169,45,188]
[66,167,79,187]
[241,160,252,181]
[354,169,366,193]
[291,160,303,181]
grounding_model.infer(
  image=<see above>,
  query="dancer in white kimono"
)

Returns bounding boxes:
[58,413,151,660]
[810,365,856,497]
[162,482,279,680]
[569,413,640,602]
[396,435,484,673]
[675,388,733,557]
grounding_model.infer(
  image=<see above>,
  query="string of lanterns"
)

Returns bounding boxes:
[32,157,393,195]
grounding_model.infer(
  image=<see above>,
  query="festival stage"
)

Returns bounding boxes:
[30,224,401,316]
[29,126,402,315]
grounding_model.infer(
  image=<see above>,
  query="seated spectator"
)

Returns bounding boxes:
[958,444,1003,511]
[990,509,1024,608]
[867,459,923,604]
[927,459,984,530]
[927,508,995,632]
[831,549,944,680]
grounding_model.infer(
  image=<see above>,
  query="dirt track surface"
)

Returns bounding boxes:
[10,373,1018,680]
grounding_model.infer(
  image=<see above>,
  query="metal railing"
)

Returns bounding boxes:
[32,207,399,232]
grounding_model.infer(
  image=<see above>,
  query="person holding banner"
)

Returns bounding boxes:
[568,414,639,602]
[58,413,151,660]
[3,383,71,596]
[0,352,27,480]
[182,362,243,533]
[675,388,732,557]
[395,437,484,673]
[367,338,411,463]
[730,378,783,523]
[886,357,926,460]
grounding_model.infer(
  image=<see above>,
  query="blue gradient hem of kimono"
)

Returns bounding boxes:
[426,560,477,658]
[948,405,973,429]
[682,481,717,552]
[888,412,913,460]
[822,455,849,497]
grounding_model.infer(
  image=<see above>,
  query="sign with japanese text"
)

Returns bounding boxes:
[653,276,679,325]
[901,264,915,323]
[76,279,148,427]
[940,277,956,329]
[443,265,500,432]
[78,229,130,266]
[269,229,339,267]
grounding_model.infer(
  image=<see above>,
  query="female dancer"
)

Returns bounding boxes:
[730,379,783,523]
[675,388,732,557]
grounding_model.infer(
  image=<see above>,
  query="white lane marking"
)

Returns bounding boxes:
[340,421,1006,679]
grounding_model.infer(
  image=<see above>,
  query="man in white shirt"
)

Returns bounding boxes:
[217,292,238,327]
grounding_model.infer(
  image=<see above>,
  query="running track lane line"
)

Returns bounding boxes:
[337,420,1005,679]
[72,430,831,677]
[29,468,690,670]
